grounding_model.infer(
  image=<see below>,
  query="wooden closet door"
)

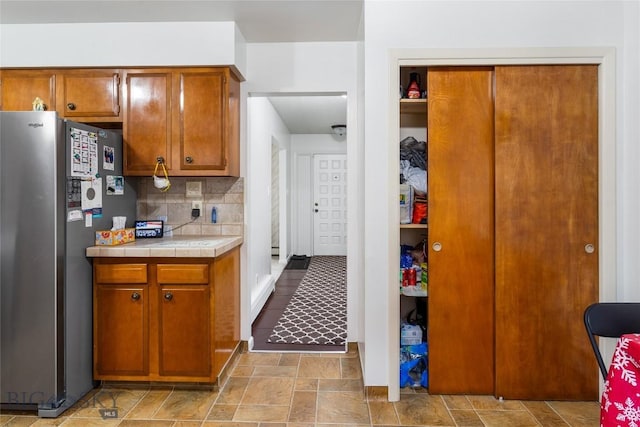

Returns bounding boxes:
[494,65,599,400]
[427,67,495,394]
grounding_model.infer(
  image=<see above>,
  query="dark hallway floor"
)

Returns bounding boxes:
[251,265,347,352]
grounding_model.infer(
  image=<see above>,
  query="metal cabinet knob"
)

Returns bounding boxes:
[185,156,193,164]
[131,292,141,301]
[164,292,173,301]
[432,242,442,252]
[585,243,595,254]
[67,103,76,111]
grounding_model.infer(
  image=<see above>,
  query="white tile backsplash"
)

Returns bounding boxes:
[136,177,244,237]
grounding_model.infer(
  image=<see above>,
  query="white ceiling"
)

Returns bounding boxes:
[0,0,358,134]
[0,0,363,43]
[266,95,347,135]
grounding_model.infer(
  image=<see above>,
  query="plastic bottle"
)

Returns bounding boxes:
[211,206,217,223]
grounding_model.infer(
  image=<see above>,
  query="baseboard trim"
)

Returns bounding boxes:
[250,275,276,323]
[365,386,389,401]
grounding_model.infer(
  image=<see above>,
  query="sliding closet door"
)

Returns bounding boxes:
[427,67,495,394]
[494,65,599,400]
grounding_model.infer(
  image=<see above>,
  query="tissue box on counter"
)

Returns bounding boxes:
[95,228,136,246]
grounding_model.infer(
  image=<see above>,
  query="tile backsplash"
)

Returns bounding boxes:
[135,176,244,237]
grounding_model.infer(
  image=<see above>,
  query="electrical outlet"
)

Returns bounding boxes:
[191,200,203,211]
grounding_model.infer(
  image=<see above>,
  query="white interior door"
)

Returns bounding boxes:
[313,154,347,255]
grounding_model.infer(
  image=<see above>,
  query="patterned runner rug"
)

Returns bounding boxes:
[267,256,346,345]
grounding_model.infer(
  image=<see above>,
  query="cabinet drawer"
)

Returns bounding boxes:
[157,264,209,284]
[95,264,147,283]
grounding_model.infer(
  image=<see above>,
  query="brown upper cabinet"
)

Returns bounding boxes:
[1,66,241,177]
[57,69,121,120]
[122,67,240,177]
[0,68,122,122]
[1,69,57,113]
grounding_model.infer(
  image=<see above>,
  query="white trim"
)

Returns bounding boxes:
[388,47,616,402]
[250,275,276,324]
[279,148,289,264]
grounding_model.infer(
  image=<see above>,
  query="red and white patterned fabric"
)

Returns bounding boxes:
[601,333,640,426]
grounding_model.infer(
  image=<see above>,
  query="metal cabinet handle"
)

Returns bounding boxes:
[432,242,442,252]
[67,103,76,111]
[185,156,193,164]
[131,292,141,301]
[164,292,173,301]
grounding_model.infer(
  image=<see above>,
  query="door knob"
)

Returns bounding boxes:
[432,242,442,252]
[164,292,173,301]
[584,243,595,254]
[185,156,193,164]
[67,103,76,111]
[131,292,141,301]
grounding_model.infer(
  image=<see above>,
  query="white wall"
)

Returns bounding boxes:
[290,134,347,154]
[363,0,639,393]
[245,97,291,324]
[244,42,362,344]
[0,22,245,76]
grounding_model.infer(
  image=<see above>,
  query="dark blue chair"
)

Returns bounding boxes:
[584,302,640,379]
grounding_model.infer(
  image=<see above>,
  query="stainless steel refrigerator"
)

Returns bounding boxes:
[0,111,137,417]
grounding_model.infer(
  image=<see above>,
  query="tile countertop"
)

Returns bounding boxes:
[86,236,243,258]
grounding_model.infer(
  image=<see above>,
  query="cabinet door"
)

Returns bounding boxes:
[0,70,56,112]
[123,70,172,174]
[94,285,148,376]
[58,70,121,119]
[494,65,599,400]
[427,67,495,394]
[177,69,227,171]
[158,285,211,377]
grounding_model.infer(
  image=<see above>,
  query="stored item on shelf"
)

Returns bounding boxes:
[406,72,422,99]
[412,199,427,224]
[408,268,416,286]
[400,184,413,224]
[401,323,423,345]
[421,262,428,286]
[400,342,428,388]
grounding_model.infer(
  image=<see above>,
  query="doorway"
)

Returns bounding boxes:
[249,93,348,352]
[386,47,616,401]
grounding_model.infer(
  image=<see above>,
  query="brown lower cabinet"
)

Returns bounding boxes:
[92,248,240,383]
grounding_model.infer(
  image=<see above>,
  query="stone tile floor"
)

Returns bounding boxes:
[1,347,600,426]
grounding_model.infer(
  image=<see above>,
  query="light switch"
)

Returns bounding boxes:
[186,181,202,197]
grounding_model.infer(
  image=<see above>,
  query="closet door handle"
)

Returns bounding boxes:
[131,292,141,301]
[432,242,442,252]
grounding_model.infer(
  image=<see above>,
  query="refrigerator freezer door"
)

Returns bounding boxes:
[0,111,65,410]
